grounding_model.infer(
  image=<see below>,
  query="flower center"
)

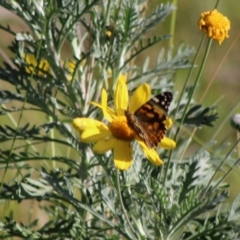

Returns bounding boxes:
[109,115,136,141]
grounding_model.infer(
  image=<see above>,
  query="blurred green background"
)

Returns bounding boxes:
[147,0,240,151]
[0,0,240,225]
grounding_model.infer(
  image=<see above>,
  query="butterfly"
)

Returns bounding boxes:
[125,92,173,148]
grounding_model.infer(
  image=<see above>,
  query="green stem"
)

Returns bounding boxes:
[49,115,56,169]
[213,157,240,192]
[0,17,47,188]
[169,34,205,141]
[176,36,209,141]
[202,137,240,198]
[3,105,37,153]
[210,101,240,141]
[238,132,240,159]
[169,0,178,49]
[180,38,212,130]
[214,0,221,8]
[199,31,240,103]
[163,35,206,185]
[116,170,138,239]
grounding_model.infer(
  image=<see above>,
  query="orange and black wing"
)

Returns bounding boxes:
[126,92,173,148]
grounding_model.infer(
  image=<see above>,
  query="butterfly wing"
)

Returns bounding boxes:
[126,92,173,148]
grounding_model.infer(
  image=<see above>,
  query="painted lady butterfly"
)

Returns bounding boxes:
[125,92,173,148]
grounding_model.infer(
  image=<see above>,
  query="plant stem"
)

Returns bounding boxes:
[116,170,138,239]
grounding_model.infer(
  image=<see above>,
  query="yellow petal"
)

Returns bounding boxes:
[113,140,133,170]
[39,59,50,73]
[73,118,108,131]
[64,60,76,72]
[100,88,114,122]
[114,78,128,116]
[159,137,176,149]
[64,60,76,81]
[90,101,102,109]
[90,101,116,120]
[90,89,114,122]
[118,74,127,83]
[24,54,50,76]
[81,128,111,142]
[164,118,173,130]
[24,54,37,74]
[138,140,163,166]
[93,137,115,154]
[24,53,35,65]
[129,83,151,113]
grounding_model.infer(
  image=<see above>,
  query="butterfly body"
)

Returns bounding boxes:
[125,92,173,148]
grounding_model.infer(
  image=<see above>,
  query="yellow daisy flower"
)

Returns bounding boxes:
[198,9,230,45]
[62,60,77,81]
[23,53,77,80]
[73,78,176,171]
[24,54,50,76]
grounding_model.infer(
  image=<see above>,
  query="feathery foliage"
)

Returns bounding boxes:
[0,0,239,239]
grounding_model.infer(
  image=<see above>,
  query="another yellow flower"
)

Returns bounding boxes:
[73,78,176,170]
[24,54,50,76]
[62,60,76,81]
[198,9,230,45]
[105,26,113,38]
[24,53,77,80]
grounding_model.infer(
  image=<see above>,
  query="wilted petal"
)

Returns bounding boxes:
[114,78,128,116]
[129,83,151,113]
[93,137,115,154]
[138,140,163,166]
[159,137,176,149]
[113,140,133,170]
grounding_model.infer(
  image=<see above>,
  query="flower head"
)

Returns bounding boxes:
[73,78,176,170]
[63,60,76,81]
[198,9,230,45]
[24,54,50,76]
[23,53,77,80]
